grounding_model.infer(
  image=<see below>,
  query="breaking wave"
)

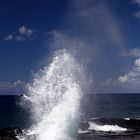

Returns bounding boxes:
[88,122,127,132]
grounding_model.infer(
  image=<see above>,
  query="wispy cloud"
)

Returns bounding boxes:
[0,80,25,95]
[121,48,140,57]
[118,57,140,83]
[0,80,24,89]
[132,0,140,18]
[4,34,25,41]
[4,25,35,42]
[133,11,140,18]
[133,0,140,5]
[19,26,33,37]
[15,36,25,41]
[118,48,140,83]
[94,53,140,93]
[0,80,25,94]
[4,34,13,41]
[102,56,140,84]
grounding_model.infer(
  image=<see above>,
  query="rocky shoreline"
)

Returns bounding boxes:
[0,128,22,140]
[1,118,140,140]
[0,127,140,140]
[77,129,140,140]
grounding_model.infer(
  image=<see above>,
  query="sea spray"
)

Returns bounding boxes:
[20,49,85,140]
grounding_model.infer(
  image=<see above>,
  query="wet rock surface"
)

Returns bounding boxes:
[1,118,140,140]
[0,128,22,140]
[77,129,140,140]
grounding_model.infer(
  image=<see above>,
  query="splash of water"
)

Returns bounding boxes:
[20,50,85,140]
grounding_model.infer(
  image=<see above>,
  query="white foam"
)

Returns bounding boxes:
[88,122,127,132]
[20,50,85,140]
[136,118,140,120]
[124,118,130,120]
[78,129,89,134]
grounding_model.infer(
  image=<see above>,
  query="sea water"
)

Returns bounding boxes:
[1,94,140,129]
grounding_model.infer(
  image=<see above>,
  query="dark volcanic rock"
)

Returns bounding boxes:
[77,134,140,140]
[77,129,140,140]
[0,128,22,140]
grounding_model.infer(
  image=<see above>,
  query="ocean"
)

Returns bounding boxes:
[1,94,140,129]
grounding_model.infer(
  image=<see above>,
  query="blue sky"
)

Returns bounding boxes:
[1,0,140,94]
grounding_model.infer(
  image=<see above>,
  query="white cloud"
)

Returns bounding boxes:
[100,78,117,86]
[122,48,140,57]
[132,0,140,18]
[133,0,140,5]
[4,25,35,42]
[15,36,25,41]
[97,57,140,92]
[135,57,140,66]
[13,80,24,86]
[0,80,24,90]
[118,57,140,83]
[4,34,25,42]
[134,11,140,18]
[118,75,128,83]
[19,26,33,36]
[4,34,13,41]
